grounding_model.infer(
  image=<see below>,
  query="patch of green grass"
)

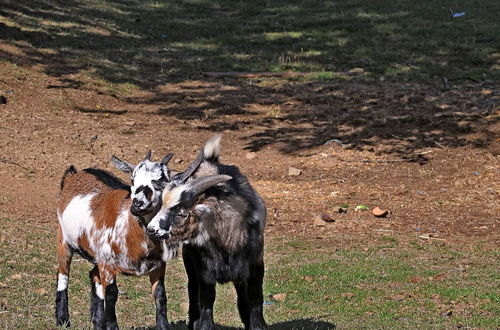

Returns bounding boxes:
[0,0,498,92]
[0,217,498,329]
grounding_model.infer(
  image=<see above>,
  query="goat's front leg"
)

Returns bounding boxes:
[149,262,171,330]
[196,278,216,330]
[89,265,105,329]
[183,246,200,330]
[55,224,73,327]
[98,266,119,330]
[246,262,266,329]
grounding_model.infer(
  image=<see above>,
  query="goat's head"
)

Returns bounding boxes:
[146,174,232,240]
[112,150,174,217]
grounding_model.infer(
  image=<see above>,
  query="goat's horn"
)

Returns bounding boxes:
[144,150,152,161]
[175,148,204,183]
[161,153,174,165]
[189,174,232,196]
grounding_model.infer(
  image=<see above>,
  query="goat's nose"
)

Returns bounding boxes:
[132,199,144,208]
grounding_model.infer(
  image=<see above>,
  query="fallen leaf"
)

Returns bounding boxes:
[180,302,190,313]
[270,293,287,302]
[355,205,369,211]
[341,292,355,299]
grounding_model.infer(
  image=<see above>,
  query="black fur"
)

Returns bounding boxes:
[55,289,70,327]
[89,268,105,329]
[83,168,130,192]
[153,279,170,330]
[183,156,266,330]
[104,282,119,330]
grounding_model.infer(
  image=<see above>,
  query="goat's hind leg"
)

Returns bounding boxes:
[98,265,119,330]
[55,225,73,327]
[247,262,266,330]
[89,265,105,329]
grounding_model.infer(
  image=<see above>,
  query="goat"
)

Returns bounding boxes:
[55,151,176,329]
[147,135,267,330]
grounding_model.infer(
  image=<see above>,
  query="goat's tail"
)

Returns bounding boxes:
[60,165,77,191]
[203,134,221,162]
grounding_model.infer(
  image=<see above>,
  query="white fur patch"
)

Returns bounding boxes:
[95,282,104,300]
[57,273,69,292]
[58,193,96,249]
[203,134,221,159]
[189,221,209,247]
[161,241,177,261]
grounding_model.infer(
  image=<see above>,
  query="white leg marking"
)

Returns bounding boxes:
[95,282,104,300]
[57,273,69,292]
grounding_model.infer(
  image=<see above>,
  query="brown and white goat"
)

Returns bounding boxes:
[55,152,175,329]
[147,135,267,330]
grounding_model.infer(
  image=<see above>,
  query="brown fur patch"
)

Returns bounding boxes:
[91,190,130,229]
[78,233,95,260]
[56,224,72,274]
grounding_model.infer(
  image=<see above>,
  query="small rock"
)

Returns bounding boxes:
[349,67,364,74]
[372,207,389,217]
[0,95,7,104]
[246,152,256,160]
[174,158,182,164]
[313,214,326,227]
[321,213,335,222]
[333,206,347,214]
[288,167,302,176]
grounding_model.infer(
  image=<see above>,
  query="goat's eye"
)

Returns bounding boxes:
[152,179,165,190]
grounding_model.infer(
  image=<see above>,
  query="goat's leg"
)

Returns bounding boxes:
[234,280,251,329]
[182,246,201,330]
[196,278,216,330]
[149,262,170,330]
[89,265,105,329]
[247,262,266,330]
[55,224,73,327]
[98,266,119,330]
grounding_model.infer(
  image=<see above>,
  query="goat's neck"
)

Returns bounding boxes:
[136,203,161,227]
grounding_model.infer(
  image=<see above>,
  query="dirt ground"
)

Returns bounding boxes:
[0,61,498,246]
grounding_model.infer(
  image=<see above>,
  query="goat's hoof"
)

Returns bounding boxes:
[56,318,71,328]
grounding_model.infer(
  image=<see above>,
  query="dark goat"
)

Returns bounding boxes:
[147,135,267,330]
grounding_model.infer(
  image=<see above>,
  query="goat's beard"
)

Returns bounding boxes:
[163,214,199,245]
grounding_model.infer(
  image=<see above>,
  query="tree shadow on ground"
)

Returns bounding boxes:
[2,0,498,157]
[136,77,498,158]
[2,0,499,87]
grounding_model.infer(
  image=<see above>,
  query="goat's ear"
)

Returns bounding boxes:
[189,174,232,196]
[144,150,152,161]
[193,204,211,218]
[111,155,135,174]
[161,153,174,166]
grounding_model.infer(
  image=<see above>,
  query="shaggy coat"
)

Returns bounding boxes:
[147,135,267,330]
